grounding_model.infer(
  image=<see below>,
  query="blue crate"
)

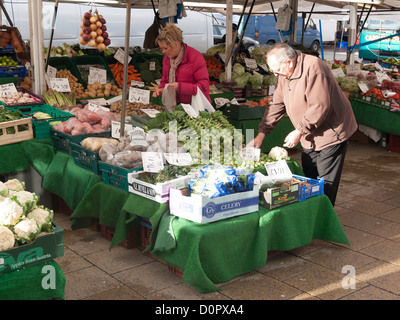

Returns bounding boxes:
[293,174,324,201]
[0,46,27,78]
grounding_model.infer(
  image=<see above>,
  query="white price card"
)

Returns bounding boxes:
[346,64,361,75]
[0,83,18,97]
[358,82,369,93]
[141,109,160,118]
[181,103,199,118]
[242,147,261,161]
[129,127,148,147]
[164,153,192,166]
[129,87,150,104]
[375,71,391,83]
[111,121,133,139]
[106,94,122,105]
[46,65,57,78]
[50,78,71,92]
[114,48,132,65]
[149,61,156,71]
[264,159,292,177]
[87,101,109,112]
[142,152,164,173]
[331,67,346,78]
[374,61,384,71]
[88,67,107,85]
[131,80,145,87]
[244,58,258,70]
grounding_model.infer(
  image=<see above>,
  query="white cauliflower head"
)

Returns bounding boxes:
[0,225,15,251]
[4,179,25,192]
[27,207,49,226]
[8,190,34,204]
[13,218,39,241]
[0,198,23,226]
[268,146,289,161]
[0,181,8,197]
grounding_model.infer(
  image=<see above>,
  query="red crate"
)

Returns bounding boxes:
[388,134,400,153]
[100,224,140,249]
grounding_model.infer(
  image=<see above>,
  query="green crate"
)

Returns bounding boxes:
[0,76,19,85]
[221,103,266,120]
[99,161,143,191]
[70,141,101,174]
[7,104,74,139]
[130,53,163,85]
[73,55,116,86]
[48,57,86,87]
[50,127,111,154]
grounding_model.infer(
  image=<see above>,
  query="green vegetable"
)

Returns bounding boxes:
[233,63,245,76]
[0,109,27,135]
[249,74,263,89]
[13,218,40,245]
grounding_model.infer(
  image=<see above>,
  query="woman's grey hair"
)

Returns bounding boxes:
[266,43,296,64]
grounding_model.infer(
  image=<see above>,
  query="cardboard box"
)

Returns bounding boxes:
[127,171,191,203]
[0,223,64,275]
[259,181,299,210]
[169,186,260,223]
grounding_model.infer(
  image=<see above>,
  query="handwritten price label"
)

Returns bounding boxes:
[0,83,18,97]
[88,67,107,85]
[264,159,292,177]
[141,109,160,118]
[131,80,145,88]
[164,153,192,166]
[129,87,150,104]
[111,121,133,139]
[242,147,261,161]
[114,48,132,65]
[50,78,71,92]
[142,152,164,173]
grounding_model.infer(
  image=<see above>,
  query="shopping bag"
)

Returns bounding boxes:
[191,86,215,113]
[162,84,177,111]
[275,5,292,31]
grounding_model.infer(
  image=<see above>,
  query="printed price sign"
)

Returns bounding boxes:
[129,87,150,104]
[264,159,292,177]
[111,121,133,139]
[164,153,192,166]
[141,109,160,118]
[142,152,164,173]
[0,83,18,97]
[242,147,261,161]
[114,48,132,65]
[88,67,107,84]
[50,78,71,92]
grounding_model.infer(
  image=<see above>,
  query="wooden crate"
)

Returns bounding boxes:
[0,117,33,146]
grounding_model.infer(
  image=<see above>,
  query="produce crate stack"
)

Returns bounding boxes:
[100,223,140,249]
[0,46,27,78]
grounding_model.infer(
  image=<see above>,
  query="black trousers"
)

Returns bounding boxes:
[301,141,348,207]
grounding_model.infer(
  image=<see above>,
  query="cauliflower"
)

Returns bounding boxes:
[13,218,40,245]
[0,225,15,251]
[0,181,8,197]
[268,146,290,161]
[8,190,39,214]
[0,198,23,226]
[4,179,25,192]
[27,206,54,232]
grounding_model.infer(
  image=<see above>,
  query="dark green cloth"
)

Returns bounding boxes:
[0,138,54,175]
[350,100,400,136]
[42,152,103,211]
[228,116,301,153]
[152,195,349,293]
[0,260,66,300]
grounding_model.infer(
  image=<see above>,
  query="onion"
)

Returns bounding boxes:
[83,33,92,42]
[90,31,98,39]
[84,12,91,19]
[96,28,103,36]
[88,39,96,47]
[96,21,102,28]
[83,19,90,27]
[102,32,108,39]
[104,38,111,46]
[96,36,104,43]
[100,18,106,25]
[97,43,106,52]
[101,25,107,32]
[79,29,84,37]
[89,15,98,24]
[80,37,87,45]
[82,26,91,34]
[98,14,103,19]
[90,23,97,31]
[80,22,84,28]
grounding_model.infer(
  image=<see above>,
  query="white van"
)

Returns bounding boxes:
[1,2,214,53]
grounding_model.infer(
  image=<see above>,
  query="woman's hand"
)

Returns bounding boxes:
[283,129,302,148]
[152,87,164,97]
[246,133,265,149]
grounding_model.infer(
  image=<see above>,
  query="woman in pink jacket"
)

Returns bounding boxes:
[152,23,211,107]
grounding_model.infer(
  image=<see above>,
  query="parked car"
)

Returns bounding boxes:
[213,24,259,51]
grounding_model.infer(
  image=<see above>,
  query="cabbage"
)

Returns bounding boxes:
[263,75,277,86]
[0,182,8,197]
[219,72,226,83]
[234,72,251,87]
[13,218,40,245]
[249,74,263,89]
[233,63,245,76]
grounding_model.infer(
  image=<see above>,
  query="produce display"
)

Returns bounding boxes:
[44,43,85,58]
[80,136,119,152]
[43,90,77,109]
[55,69,85,95]
[137,57,162,84]
[80,9,110,51]
[77,81,122,99]
[52,105,119,135]
[109,100,164,117]
[0,91,41,106]
[109,62,142,87]
[0,55,19,67]
[0,178,54,251]
[0,109,28,135]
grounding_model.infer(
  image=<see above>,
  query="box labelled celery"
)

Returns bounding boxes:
[99,161,143,191]
[0,223,64,276]
[70,141,101,174]
[259,181,299,210]
[7,104,74,139]
[50,127,111,154]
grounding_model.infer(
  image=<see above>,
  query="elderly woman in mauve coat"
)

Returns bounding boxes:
[152,23,211,107]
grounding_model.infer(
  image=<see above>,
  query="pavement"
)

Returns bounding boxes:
[53,134,400,301]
